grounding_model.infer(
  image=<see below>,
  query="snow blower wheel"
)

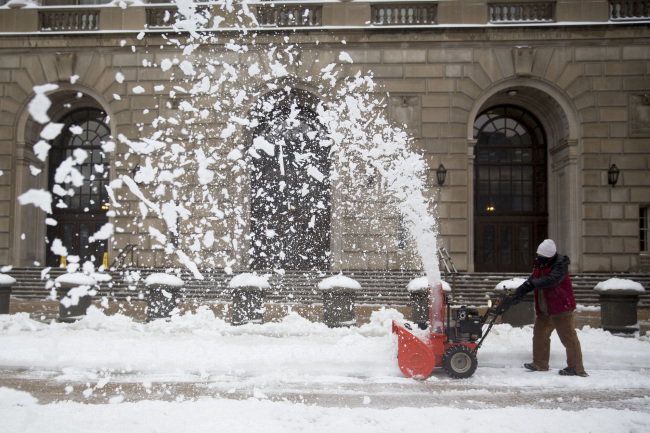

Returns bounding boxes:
[442,345,478,379]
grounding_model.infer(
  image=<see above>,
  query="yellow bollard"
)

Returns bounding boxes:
[103,252,109,268]
[60,256,66,268]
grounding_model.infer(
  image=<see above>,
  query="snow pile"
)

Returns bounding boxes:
[318,274,361,291]
[594,278,645,293]
[0,273,16,286]
[145,273,184,287]
[55,273,97,287]
[407,276,451,292]
[228,273,270,289]
[494,278,527,291]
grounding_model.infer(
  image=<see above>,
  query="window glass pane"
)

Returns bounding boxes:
[79,224,90,260]
[483,226,495,265]
[501,226,512,265]
[518,226,530,265]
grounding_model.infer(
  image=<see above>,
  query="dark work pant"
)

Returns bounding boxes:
[532,312,586,375]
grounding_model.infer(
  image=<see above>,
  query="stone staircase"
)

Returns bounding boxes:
[5,267,650,309]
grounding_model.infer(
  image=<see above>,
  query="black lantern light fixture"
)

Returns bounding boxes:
[608,163,619,187]
[436,164,447,186]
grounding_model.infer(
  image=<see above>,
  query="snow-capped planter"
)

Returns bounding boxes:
[55,273,98,322]
[145,273,184,322]
[595,278,646,334]
[0,273,16,314]
[494,278,534,327]
[228,273,269,326]
[318,274,361,328]
[407,277,451,326]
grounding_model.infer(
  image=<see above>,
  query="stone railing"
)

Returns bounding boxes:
[488,2,555,23]
[145,5,211,28]
[256,3,322,27]
[146,6,176,28]
[609,0,650,20]
[39,9,100,31]
[370,3,437,25]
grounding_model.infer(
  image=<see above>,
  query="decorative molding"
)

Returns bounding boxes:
[512,46,535,77]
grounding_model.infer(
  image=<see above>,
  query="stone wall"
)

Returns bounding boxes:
[0,8,649,273]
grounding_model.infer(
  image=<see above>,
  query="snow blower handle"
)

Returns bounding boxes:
[473,293,518,354]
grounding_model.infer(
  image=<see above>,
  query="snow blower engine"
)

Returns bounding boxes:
[445,305,482,344]
[392,283,515,379]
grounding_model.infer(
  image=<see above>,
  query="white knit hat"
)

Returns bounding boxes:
[536,239,557,257]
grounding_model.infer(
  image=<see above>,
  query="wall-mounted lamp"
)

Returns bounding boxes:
[436,164,447,186]
[608,163,619,187]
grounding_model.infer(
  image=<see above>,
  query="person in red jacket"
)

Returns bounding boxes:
[514,239,588,377]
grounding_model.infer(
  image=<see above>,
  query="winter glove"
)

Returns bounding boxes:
[513,280,532,300]
[497,296,514,313]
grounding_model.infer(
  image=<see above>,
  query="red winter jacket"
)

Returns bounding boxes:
[530,254,576,316]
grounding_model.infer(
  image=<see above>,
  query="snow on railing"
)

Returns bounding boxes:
[39,9,99,31]
[371,3,437,25]
[257,3,322,27]
[609,0,650,20]
[488,2,555,23]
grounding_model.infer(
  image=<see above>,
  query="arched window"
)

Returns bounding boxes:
[249,92,331,271]
[473,106,547,272]
[46,108,111,266]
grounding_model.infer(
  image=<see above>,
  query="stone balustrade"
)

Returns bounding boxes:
[39,9,100,31]
[257,3,322,27]
[488,2,555,23]
[609,0,650,20]
[370,3,437,25]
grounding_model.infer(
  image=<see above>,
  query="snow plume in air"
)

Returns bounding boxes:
[111,1,440,288]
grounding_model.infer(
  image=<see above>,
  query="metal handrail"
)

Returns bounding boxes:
[110,244,136,269]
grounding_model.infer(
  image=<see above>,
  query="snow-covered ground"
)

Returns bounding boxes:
[1,306,650,433]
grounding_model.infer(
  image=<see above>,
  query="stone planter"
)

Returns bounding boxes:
[495,278,534,327]
[145,274,184,322]
[319,275,361,328]
[501,295,534,327]
[407,277,452,327]
[0,274,16,314]
[228,273,270,326]
[595,278,645,334]
[55,273,97,322]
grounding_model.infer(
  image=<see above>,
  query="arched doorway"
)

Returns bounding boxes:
[473,105,548,272]
[46,108,111,267]
[249,91,331,271]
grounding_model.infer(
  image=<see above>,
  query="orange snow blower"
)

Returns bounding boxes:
[392,283,515,379]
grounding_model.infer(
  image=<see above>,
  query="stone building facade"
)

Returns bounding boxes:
[0,0,649,275]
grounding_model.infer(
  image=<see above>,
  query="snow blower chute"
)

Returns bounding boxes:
[392,282,515,379]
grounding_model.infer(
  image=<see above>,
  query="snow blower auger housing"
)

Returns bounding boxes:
[392,283,515,379]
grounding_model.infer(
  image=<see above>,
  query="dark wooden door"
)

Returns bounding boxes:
[473,106,548,272]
